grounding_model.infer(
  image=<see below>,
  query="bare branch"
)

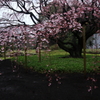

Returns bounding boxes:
[0,0,41,24]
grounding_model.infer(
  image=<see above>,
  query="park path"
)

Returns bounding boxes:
[0,59,100,100]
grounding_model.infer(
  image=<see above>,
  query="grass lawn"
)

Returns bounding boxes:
[10,49,100,74]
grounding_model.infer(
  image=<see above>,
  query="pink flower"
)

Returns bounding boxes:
[0,73,2,75]
[94,86,98,89]
[48,83,52,86]
[88,86,92,92]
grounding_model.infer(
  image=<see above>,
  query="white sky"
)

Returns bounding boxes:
[0,0,39,25]
[0,10,34,25]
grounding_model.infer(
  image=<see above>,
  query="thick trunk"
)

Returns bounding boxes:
[69,46,82,58]
[57,39,83,58]
[50,24,98,58]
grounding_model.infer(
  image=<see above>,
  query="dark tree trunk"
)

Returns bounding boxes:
[49,24,98,58]
[57,39,83,58]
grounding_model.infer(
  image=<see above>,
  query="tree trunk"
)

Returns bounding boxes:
[50,24,98,58]
[57,39,83,58]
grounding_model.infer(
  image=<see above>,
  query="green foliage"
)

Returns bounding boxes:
[12,49,100,74]
[50,44,60,50]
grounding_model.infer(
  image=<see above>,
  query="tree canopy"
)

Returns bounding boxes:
[0,0,100,57]
[35,0,100,57]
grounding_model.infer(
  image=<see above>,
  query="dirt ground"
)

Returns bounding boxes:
[0,59,100,100]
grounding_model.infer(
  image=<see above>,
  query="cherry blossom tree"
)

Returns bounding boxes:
[0,0,47,60]
[0,0,100,57]
[35,0,100,57]
[0,25,36,58]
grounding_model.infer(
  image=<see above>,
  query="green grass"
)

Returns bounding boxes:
[86,49,100,54]
[12,49,100,74]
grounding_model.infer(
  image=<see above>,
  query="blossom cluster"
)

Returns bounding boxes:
[0,26,36,54]
[34,0,100,39]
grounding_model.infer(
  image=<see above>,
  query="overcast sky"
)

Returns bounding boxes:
[0,0,39,25]
[0,9,34,25]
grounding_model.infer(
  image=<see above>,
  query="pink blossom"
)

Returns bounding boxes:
[48,83,52,86]
[88,87,92,92]
[0,73,2,75]
[94,86,98,89]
